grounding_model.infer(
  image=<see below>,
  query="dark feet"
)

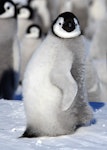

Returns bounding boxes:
[20,127,39,138]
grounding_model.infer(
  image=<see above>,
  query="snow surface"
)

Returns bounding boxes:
[0,100,107,150]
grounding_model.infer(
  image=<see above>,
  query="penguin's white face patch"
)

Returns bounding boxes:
[53,17,81,39]
[26,27,40,38]
[0,2,15,18]
[18,8,30,19]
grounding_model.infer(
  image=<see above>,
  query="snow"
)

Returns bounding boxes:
[0,100,107,150]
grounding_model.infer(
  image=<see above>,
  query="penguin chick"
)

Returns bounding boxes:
[17,4,42,40]
[0,0,20,100]
[85,57,102,102]
[71,0,89,32]
[22,12,93,138]
[90,15,107,60]
[47,0,61,21]
[17,5,34,41]
[89,15,107,102]
[82,37,102,103]
[59,0,73,14]
[85,0,107,40]
[20,24,42,83]
[28,0,51,33]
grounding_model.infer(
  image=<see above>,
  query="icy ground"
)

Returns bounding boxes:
[0,100,107,150]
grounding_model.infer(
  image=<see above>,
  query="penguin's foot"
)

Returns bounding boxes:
[20,127,39,138]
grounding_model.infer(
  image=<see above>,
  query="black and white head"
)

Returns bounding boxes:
[26,24,42,38]
[52,12,81,39]
[0,0,17,18]
[18,5,33,19]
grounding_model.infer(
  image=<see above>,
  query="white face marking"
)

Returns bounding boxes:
[53,17,81,38]
[26,27,40,38]
[18,8,30,19]
[0,2,15,18]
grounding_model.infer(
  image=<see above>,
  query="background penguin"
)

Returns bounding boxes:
[47,0,61,21]
[28,0,51,34]
[0,0,20,100]
[17,5,34,41]
[85,0,107,40]
[71,0,90,32]
[90,14,107,60]
[22,12,93,138]
[59,0,73,14]
[17,4,42,41]
[89,14,107,102]
[85,57,102,102]
[20,24,42,83]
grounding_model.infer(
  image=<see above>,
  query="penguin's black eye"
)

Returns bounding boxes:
[7,6,10,10]
[59,23,61,25]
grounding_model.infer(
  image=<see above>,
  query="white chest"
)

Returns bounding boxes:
[23,35,62,115]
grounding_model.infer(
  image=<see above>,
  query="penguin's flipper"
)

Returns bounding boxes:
[61,73,78,111]
[50,68,78,111]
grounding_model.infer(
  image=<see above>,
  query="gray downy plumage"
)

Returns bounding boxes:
[22,12,93,138]
[20,24,42,82]
[85,57,102,102]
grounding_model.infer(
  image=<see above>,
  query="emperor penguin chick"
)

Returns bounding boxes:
[0,0,20,99]
[17,5,42,41]
[90,15,107,60]
[47,0,61,21]
[28,0,51,34]
[20,24,42,83]
[17,5,34,41]
[59,0,73,14]
[85,0,107,40]
[22,12,93,137]
[89,15,107,102]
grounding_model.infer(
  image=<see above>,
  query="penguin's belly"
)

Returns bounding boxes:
[23,43,62,133]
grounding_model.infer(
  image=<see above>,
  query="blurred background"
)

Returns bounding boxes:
[0,0,107,102]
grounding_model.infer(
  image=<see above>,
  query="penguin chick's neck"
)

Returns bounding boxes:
[49,30,84,54]
[51,26,82,43]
